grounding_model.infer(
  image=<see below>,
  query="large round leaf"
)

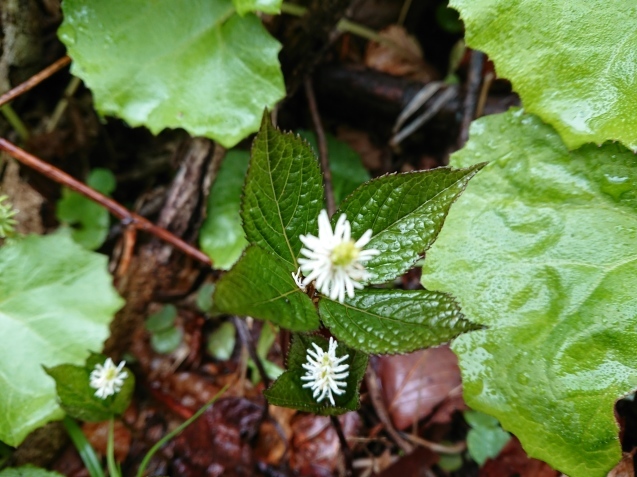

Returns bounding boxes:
[59,0,285,148]
[0,234,124,446]
[422,109,637,477]
[451,0,637,151]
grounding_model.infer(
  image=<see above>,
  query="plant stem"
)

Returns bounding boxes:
[0,105,29,141]
[135,384,229,477]
[106,418,120,477]
[330,415,353,476]
[304,77,335,216]
[47,75,82,133]
[63,416,106,477]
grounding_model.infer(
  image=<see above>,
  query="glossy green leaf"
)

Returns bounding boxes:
[264,334,368,415]
[59,0,285,148]
[450,0,637,150]
[0,466,64,477]
[45,354,134,422]
[465,410,511,466]
[241,116,324,270]
[0,233,123,446]
[421,109,637,477]
[319,289,478,354]
[56,169,115,250]
[232,0,281,15]
[200,150,250,270]
[297,130,370,206]
[336,165,484,283]
[213,246,320,331]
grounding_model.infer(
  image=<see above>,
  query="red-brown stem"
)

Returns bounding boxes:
[0,56,72,108]
[0,138,213,267]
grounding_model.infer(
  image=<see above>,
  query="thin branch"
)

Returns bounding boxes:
[304,77,335,216]
[330,415,353,477]
[458,50,485,147]
[0,56,71,108]
[233,316,271,388]
[0,138,212,267]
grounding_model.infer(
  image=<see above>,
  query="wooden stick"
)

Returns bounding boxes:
[0,138,212,267]
[0,56,72,108]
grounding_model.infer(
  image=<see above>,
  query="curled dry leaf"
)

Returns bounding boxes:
[365,25,437,81]
[378,345,462,430]
[290,412,361,477]
[82,419,131,463]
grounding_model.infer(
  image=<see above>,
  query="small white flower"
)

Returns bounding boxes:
[291,267,307,292]
[298,210,379,303]
[89,358,128,399]
[301,337,350,406]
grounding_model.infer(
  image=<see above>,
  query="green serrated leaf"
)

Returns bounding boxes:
[56,169,115,250]
[59,0,285,148]
[0,466,64,477]
[450,0,637,150]
[200,150,250,270]
[319,289,477,354]
[213,246,320,331]
[421,109,637,477]
[264,334,368,415]
[232,0,281,15]
[297,130,371,206]
[242,116,325,270]
[145,305,177,333]
[0,233,124,446]
[45,356,134,422]
[465,410,511,466]
[336,165,484,284]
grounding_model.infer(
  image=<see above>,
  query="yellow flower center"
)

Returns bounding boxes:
[331,240,358,267]
[104,368,118,380]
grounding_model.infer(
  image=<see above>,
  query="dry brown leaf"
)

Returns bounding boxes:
[365,25,437,81]
[607,451,635,477]
[335,126,383,171]
[378,345,462,430]
[290,412,360,477]
[82,419,131,462]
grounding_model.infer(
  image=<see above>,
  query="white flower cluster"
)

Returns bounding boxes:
[296,210,379,303]
[301,337,350,406]
[89,358,128,399]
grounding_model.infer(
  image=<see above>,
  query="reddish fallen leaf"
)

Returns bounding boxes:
[480,438,559,477]
[172,397,261,476]
[290,412,361,477]
[378,345,462,430]
[82,419,131,463]
[335,126,383,171]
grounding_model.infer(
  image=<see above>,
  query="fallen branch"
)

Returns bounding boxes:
[0,138,212,267]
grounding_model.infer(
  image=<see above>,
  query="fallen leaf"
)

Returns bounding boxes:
[607,451,635,477]
[82,419,131,463]
[290,412,360,477]
[365,25,437,81]
[375,447,439,477]
[480,438,559,477]
[378,345,461,430]
[172,397,261,476]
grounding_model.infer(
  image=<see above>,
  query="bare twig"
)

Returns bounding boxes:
[330,415,354,477]
[0,56,71,108]
[401,433,466,454]
[475,71,495,119]
[365,365,414,454]
[304,77,335,216]
[458,50,485,147]
[0,138,212,266]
